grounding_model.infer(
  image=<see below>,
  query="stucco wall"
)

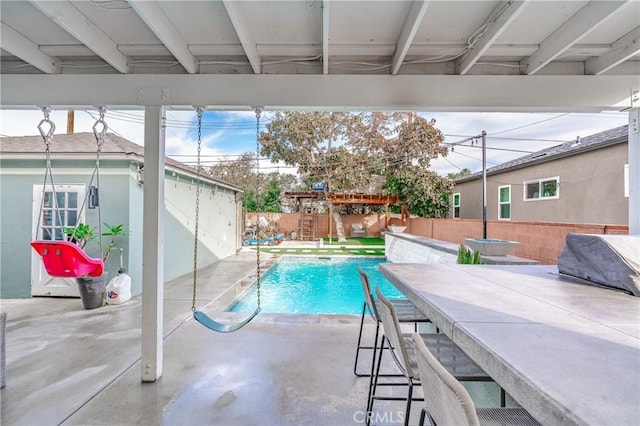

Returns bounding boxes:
[1,172,42,298]
[163,173,239,283]
[454,143,628,225]
[1,160,240,299]
[0,161,133,298]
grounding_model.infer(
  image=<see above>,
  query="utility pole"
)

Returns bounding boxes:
[481,131,487,239]
[446,131,488,238]
[66,110,74,134]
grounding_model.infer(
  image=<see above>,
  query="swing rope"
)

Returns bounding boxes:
[64,107,108,252]
[92,107,108,259]
[191,106,263,333]
[34,107,65,240]
[31,107,108,278]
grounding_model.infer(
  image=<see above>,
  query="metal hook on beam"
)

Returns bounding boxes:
[92,106,108,148]
[37,106,55,146]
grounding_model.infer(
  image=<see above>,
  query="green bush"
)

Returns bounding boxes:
[457,245,484,264]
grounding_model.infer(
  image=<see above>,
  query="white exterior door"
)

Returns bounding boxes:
[31,184,86,297]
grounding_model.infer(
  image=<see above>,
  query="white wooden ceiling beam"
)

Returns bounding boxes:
[585,27,640,75]
[129,1,198,74]
[521,1,628,75]
[0,22,60,74]
[222,0,261,74]
[1,74,637,112]
[457,0,530,75]
[391,0,430,75]
[322,0,330,75]
[29,0,129,73]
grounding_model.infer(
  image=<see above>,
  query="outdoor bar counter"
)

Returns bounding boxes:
[378,263,640,426]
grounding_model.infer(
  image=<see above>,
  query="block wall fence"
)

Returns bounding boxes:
[245,212,628,265]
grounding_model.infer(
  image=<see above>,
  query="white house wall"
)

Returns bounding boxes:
[162,172,240,282]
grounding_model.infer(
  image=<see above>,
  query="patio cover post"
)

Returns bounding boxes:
[141,106,166,382]
[629,108,639,235]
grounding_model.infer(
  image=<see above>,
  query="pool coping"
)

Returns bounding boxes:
[204,311,366,325]
[252,248,386,256]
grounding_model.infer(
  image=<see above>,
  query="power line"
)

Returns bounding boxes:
[440,155,467,172]
[100,109,272,130]
[448,149,501,166]
[488,113,570,136]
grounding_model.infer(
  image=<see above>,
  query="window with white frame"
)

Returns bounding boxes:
[498,185,511,220]
[33,184,85,240]
[524,177,559,200]
[453,193,460,218]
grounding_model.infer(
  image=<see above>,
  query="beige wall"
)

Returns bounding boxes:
[245,211,628,264]
[454,143,628,225]
[406,218,628,265]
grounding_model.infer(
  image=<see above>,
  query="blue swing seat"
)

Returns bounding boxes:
[193,308,260,333]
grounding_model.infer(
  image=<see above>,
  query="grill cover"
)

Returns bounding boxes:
[558,234,640,296]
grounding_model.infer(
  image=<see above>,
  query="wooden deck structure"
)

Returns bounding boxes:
[326,192,406,239]
[283,191,406,240]
[326,192,399,205]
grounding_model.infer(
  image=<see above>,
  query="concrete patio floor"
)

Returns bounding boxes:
[0,250,423,426]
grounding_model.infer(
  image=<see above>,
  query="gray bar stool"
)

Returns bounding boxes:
[354,267,430,377]
[412,333,539,426]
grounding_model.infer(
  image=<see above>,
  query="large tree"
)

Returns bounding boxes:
[259,112,453,238]
[259,112,361,189]
[208,152,256,188]
[208,153,299,212]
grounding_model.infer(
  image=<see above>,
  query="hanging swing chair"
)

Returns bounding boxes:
[31,107,108,278]
[31,240,104,278]
[191,107,263,333]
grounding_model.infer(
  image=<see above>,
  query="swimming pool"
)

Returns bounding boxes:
[227,257,404,315]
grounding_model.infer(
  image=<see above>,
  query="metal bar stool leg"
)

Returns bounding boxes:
[354,302,371,376]
[366,334,387,421]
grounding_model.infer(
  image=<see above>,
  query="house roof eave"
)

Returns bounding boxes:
[454,132,627,184]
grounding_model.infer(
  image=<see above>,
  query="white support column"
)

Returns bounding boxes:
[141,105,165,382]
[628,108,639,235]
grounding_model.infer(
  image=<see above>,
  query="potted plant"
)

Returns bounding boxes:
[63,222,129,309]
[457,245,484,264]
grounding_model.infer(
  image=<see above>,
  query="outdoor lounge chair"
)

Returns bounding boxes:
[351,223,366,238]
[411,333,539,426]
[354,267,430,377]
[367,287,494,426]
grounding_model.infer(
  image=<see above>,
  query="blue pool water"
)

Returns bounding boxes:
[228,257,405,315]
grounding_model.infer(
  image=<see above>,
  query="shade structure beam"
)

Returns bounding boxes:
[1,74,638,112]
[29,0,129,73]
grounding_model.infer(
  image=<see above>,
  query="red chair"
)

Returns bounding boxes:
[31,240,104,278]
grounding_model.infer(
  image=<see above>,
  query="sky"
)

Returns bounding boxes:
[0,108,629,177]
